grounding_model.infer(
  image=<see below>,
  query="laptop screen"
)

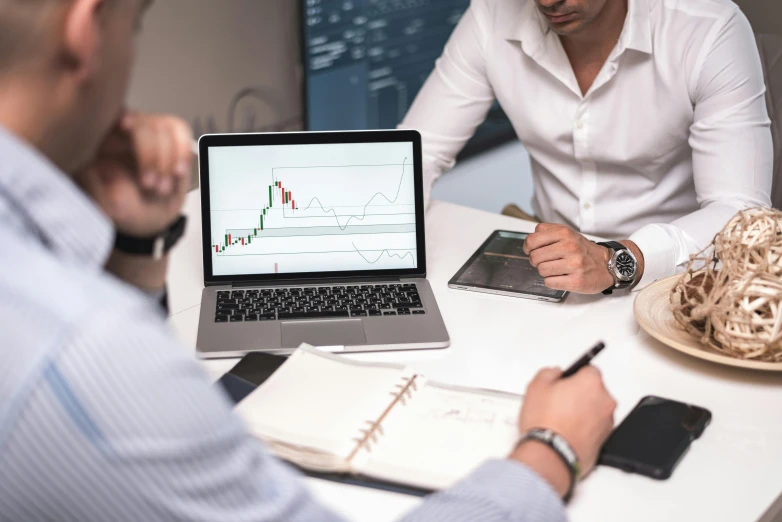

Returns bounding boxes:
[206,139,419,279]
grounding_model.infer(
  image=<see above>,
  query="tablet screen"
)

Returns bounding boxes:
[451,231,564,298]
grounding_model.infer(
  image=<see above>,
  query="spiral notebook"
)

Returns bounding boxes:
[235,346,523,492]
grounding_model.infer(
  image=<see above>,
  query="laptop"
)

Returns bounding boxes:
[195,130,450,358]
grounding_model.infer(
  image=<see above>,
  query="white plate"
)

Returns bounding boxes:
[634,275,782,372]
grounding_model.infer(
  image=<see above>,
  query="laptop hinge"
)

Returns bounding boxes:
[226,275,420,288]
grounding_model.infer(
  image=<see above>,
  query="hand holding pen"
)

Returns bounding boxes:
[517,342,616,482]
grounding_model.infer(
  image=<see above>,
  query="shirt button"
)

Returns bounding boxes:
[583,202,592,210]
[576,120,584,130]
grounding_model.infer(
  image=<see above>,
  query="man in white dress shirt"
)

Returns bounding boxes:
[402,0,773,295]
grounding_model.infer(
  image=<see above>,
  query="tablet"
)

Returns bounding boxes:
[448,230,568,303]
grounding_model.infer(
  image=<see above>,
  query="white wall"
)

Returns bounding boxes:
[431,142,535,215]
[128,0,535,213]
[128,0,302,137]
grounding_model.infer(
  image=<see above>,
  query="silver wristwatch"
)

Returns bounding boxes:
[598,241,638,295]
[517,428,580,502]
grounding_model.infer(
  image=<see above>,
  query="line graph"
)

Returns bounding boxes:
[278,158,408,231]
[352,243,416,265]
[208,141,418,276]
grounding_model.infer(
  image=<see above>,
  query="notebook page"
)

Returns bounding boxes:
[357,381,522,490]
[235,346,414,459]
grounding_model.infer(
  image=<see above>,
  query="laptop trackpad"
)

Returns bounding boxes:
[280,319,367,348]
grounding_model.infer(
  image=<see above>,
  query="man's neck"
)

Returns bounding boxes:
[560,0,628,63]
[0,77,72,173]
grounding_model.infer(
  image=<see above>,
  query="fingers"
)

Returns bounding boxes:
[543,275,577,291]
[528,243,566,267]
[154,127,175,194]
[524,224,573,255]
[523,231,560,255]
[159,117,193,197]
[128,120,161,190]
[534,223,560,232]
[123,113,193,197]
[170,119,193,179]
[576,364,602,381]
[537,259,574,278]
[571,365,617,426]
[530,367,563,386]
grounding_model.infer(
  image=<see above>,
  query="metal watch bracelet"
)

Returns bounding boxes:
[517,428,581,502]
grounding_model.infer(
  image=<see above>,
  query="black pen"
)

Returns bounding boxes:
[561,342,606,378]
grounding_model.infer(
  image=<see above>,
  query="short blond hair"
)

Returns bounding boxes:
[0,0,59,72]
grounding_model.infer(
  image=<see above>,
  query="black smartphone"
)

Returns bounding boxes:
[217,352,287,405]
[599,395,712,479]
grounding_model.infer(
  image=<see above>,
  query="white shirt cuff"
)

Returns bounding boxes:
[628,224,677,290]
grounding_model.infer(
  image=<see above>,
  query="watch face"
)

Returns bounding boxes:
[615,252,636,280]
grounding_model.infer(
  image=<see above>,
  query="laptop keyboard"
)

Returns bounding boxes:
[214,283,425,323]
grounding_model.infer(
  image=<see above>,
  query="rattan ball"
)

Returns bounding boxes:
[671,208,782,362]
[715,208,782,277]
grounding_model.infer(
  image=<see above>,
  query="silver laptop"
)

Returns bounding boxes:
[195,130,450,358]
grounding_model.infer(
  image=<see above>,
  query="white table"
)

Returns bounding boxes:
[168,190,782,522]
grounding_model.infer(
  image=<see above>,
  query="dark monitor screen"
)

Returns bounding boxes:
[301,0,517,158]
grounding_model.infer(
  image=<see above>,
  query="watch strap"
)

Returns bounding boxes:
[598,240,625,252]
[597,241,634,295]
[517,428,580,502]
[114,216,187,260]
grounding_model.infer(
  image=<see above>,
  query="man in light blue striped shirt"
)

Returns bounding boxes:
[0,1,617,520]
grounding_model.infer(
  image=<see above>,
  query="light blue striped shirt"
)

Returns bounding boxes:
[0,126,565,522]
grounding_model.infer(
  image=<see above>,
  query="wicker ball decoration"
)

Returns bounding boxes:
[671,208,782,362]
[715,208,782,278]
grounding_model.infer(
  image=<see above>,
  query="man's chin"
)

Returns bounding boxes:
[547,19,588,36]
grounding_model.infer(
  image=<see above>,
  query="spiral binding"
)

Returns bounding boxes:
[347,374,420,463]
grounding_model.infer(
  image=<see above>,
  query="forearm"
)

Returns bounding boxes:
[105,250,169,293]
[627,202,759,289]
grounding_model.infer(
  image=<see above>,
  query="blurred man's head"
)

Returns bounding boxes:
[0,0,150,173]
[535,0,615,36]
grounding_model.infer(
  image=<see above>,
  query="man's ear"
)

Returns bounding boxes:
[61,0,106,79]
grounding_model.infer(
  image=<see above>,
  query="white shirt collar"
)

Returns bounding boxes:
[506,0,653,57]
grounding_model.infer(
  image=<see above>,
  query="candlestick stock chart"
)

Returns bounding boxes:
[208,142,418,276]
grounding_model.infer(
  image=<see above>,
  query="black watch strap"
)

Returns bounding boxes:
[114,216,187,260]
[599,240,626,252]
[598,241,633,295]
[517,428,580,502]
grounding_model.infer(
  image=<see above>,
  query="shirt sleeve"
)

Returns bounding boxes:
[401,460,566,522]
[0,303,564,522]
[630,8,773,289]
[0,307,346,522]
[398,1,497,206]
